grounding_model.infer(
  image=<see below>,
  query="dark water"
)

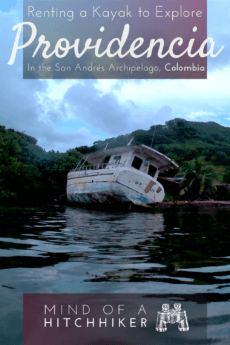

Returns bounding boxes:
[0,205,230,344]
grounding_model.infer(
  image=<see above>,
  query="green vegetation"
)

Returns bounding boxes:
[0,126,81,204]
[178,157,219,199]
[1,118,230,204]
[82,118,230,169]
[76,118,230,199]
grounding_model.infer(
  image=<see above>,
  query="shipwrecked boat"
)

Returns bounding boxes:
[67,144,178,206]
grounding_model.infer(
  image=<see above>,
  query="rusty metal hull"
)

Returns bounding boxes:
[67,168,165,206]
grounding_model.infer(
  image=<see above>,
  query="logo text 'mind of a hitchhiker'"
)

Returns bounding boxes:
[8,22,224,65]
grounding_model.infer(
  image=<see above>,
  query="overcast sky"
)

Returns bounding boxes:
[1,0,230,152]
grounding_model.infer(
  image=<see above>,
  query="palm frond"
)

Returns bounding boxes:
[199,174,206,195]
[178,156,218,198]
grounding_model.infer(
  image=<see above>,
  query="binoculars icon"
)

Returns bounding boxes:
[156,303,189,332]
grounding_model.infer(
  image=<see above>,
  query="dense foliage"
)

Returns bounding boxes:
[77,118,230,181]
[82,119,230,165]
[0,126,81,204]
[178,157,219,199]
[1,118,230,204]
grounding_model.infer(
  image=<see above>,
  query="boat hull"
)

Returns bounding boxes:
[67,168,165,205]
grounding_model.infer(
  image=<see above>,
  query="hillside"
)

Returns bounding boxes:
[0,125,81,203]
[1,119,230,203]
[76,119,230,175]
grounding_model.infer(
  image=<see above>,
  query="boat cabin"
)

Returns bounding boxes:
[74,144,178,178]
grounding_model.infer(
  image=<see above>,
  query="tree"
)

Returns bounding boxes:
[178,157,218,199]
[223,170,230,183]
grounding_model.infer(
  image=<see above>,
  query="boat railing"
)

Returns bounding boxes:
[73,162,124,172]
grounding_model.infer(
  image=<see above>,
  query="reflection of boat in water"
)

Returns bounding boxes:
[67,144,178,206]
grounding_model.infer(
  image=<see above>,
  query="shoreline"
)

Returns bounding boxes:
[1,199,230,212]
[151,200,230,210]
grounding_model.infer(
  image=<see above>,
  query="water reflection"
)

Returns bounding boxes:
[1,206,230,344]
[64,208,165,264]
[0,206,230,290]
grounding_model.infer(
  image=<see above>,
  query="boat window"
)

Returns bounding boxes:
[131,156,143,170]
[99,155,111,168]
[148,164,157,178]
[113,155,121,165]
[103,156,111,164]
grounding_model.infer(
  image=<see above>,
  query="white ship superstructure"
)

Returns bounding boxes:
[67,144,178,206]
